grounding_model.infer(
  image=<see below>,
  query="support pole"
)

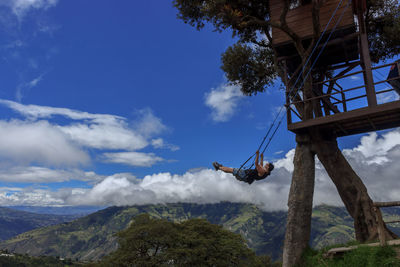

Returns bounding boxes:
[357,2,377,107]
[282,134,315,267]
[284,60,293,126]
[373,207,386,246]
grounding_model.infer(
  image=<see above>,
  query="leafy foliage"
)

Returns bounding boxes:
[221,43,276,95]
[366,0,400,62]
[97,214,273,266]
[173,0,270,40]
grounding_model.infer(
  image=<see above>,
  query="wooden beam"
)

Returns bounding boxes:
[312,85,340,114]
[385,220,400,224]
[288,101,400,131]
[367,116,376,130]
[335,122,348,135]
[373,207,386,246]
[357,6,377,107]
[327,60,361,71]
[374,201,400,208]
[284,60,292,126]
[276,32,359,62]
[324,239,400,259]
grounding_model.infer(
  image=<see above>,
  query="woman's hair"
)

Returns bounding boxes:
[269,163,274,172]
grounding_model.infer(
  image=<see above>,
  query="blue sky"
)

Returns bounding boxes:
[0,0,399,208]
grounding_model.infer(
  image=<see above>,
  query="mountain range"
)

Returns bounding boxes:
[0,207,79,241]
[1,203,399,262]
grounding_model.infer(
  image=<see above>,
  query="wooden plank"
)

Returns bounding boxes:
[374,207,386,246]
[374,201,400,208]
[271,0,355,45]
[324,239,400,259]
[357,8,377,107]
[386,220,400,224]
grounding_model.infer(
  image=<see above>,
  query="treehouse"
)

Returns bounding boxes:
[270,0,358,68]
[270,0,400,137]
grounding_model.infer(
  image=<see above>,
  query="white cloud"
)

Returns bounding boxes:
[0,166,102,183]
[204,83,244,122]
[151,138,180,151]
[349,75,361,81]
[61,170,291,209]
[274,149,295,172]
[15,74,44,102]
[101,152,164,167]
[59,123,148,151]
[133,108,168,137]
[0,120,89,166]
[377,90,400,104]
[0,187,65,206]
[0,0,58,20]
[345,130,400,164]
[0,99,125,123]
[0,99,167,151]
[0,100,175,168]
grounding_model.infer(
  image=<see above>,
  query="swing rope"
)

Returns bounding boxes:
[238,0,352,171]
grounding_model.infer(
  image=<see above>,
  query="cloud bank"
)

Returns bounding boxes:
[0,99,177,171]
[1,128,399,210]
[0,120,89,166]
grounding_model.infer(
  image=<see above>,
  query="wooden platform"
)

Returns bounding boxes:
[324,239,400,259]
[270,0,355,46]
[288,101,400,137]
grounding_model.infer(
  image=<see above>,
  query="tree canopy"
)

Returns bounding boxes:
[97,214,275,266]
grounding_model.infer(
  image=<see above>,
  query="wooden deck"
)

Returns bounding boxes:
[288,100,400,137]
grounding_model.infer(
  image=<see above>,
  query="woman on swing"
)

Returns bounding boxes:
[213,151,274,185]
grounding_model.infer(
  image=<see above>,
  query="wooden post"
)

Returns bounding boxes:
[284,60,293,126]
[373,207,386,246]
[397,61,400,80]
[357,1,377,107]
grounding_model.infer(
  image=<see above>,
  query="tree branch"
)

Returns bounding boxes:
[279,0,302,44]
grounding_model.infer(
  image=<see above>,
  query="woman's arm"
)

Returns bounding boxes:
[255,150,259,166]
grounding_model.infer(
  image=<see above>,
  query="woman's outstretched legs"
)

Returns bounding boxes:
[213,162,234,173]
[219,166,233,173]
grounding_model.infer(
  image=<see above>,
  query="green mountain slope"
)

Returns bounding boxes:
[0,207,79,241]
[1,203,399,262]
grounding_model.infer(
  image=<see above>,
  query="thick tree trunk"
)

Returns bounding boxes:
[282,134,315,267]
[312,130,397,242]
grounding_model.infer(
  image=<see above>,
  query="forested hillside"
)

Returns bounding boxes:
[1,203,399,261]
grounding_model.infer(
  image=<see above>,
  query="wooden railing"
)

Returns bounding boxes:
[286,61,400,124]
[373,201,400,246]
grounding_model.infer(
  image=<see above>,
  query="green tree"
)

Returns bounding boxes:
[173,0,400,265]
[96,214,272,266]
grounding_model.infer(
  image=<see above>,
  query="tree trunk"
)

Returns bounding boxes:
[282,134,315,267]
[312,130,398,242]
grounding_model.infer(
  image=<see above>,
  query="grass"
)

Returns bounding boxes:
[299,244,400,267]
